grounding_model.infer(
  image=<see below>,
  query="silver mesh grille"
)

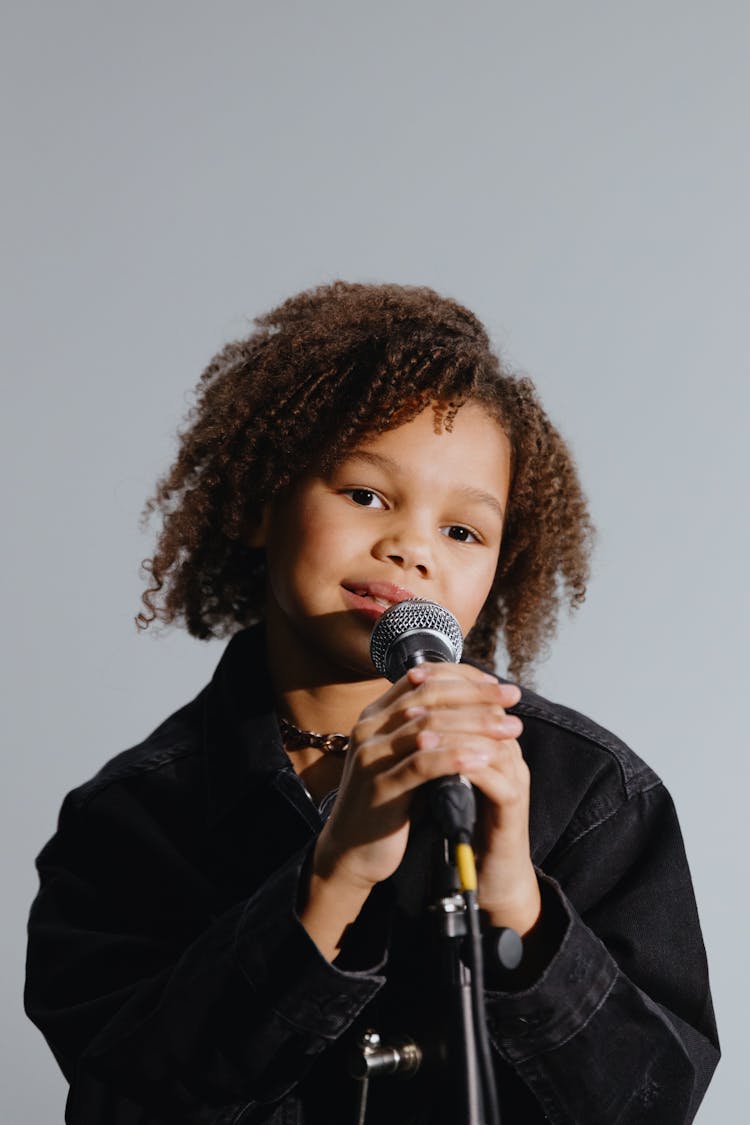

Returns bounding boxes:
[369,598,463,676]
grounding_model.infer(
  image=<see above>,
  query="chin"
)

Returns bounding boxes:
[334,646,383,683]
[295,620,380,684]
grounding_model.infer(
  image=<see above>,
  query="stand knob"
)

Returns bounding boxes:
[484,926,523,972]
[351,1029,423,1079]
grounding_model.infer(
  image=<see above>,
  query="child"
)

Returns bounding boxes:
[25,281,718,1124]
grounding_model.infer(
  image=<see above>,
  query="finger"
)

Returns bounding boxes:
[356,672,484,731]
[358,671,421,720]
[357,692,518,756]
[402,676,519,719]
[356,666,520,744]
[348,707,478,768]
[459,739,530,810]
[379,732,517,796]
[360,659,519,720]
[403,702,523,741]
[408,662,520,699]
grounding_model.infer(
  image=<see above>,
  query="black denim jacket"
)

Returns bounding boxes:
[25,626,719,1124]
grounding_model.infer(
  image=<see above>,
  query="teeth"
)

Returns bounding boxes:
[353,588,392,607]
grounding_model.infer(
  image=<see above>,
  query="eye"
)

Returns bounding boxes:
[442,524,480,544]
[342,488,386,509]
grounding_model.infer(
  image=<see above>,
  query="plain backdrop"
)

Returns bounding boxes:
[2,2,747,1120]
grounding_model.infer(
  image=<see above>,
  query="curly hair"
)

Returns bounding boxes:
[137,281,595,683]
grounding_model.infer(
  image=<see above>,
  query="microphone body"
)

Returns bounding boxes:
[370,599,476,841]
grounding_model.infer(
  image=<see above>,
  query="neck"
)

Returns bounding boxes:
[264,610,389,735]
[279,680,380,734]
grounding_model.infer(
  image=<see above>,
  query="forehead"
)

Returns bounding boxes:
[347,401,509,460]
[338,402,512,501]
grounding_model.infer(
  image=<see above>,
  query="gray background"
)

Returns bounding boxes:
[3,1,747,1120]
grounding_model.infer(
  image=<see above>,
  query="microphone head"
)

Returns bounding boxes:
[370,598,464,683]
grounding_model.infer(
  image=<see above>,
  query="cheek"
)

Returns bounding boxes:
[267,507,341,594]
[294,509,345,563]
[450,553,500,632]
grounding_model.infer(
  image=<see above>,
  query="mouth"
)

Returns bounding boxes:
[341,581,417,619]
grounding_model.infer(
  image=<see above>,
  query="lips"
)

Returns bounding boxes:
[341,580,417,619]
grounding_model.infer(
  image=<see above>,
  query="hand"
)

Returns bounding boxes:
[311,663,526,894]
[450,677,540,935]
[395,667,540,934]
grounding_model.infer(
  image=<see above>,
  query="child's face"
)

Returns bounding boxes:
[260,401,512,682]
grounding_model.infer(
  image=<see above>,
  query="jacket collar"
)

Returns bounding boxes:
[202,624,292,828]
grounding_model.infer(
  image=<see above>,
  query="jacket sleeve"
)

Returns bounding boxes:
[485,780,719,1124]
[25,784,387,1124]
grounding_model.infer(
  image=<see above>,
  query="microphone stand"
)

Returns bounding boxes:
[350,804,505,1125]
[430,839,487,1124]
[429,781,501,1125]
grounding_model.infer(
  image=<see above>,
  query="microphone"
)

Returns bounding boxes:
[369,597,463,680]
[370,599,476,842]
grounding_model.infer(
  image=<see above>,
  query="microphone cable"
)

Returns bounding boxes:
[455,839,502,1125]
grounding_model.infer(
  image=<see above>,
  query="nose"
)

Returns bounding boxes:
[372,521,433,578]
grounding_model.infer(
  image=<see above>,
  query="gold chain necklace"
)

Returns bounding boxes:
[278,716,350,756]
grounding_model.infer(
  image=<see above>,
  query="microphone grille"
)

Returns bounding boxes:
[369,598,464,677]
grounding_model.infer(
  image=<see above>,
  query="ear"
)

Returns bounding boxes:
[244,504,271,549]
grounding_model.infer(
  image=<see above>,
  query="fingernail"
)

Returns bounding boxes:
[482,672,498,682]
[418,730,441,749]
[408,666,428,683]
[405,705,427,719]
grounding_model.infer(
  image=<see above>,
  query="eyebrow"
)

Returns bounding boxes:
[343,450,506,522]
